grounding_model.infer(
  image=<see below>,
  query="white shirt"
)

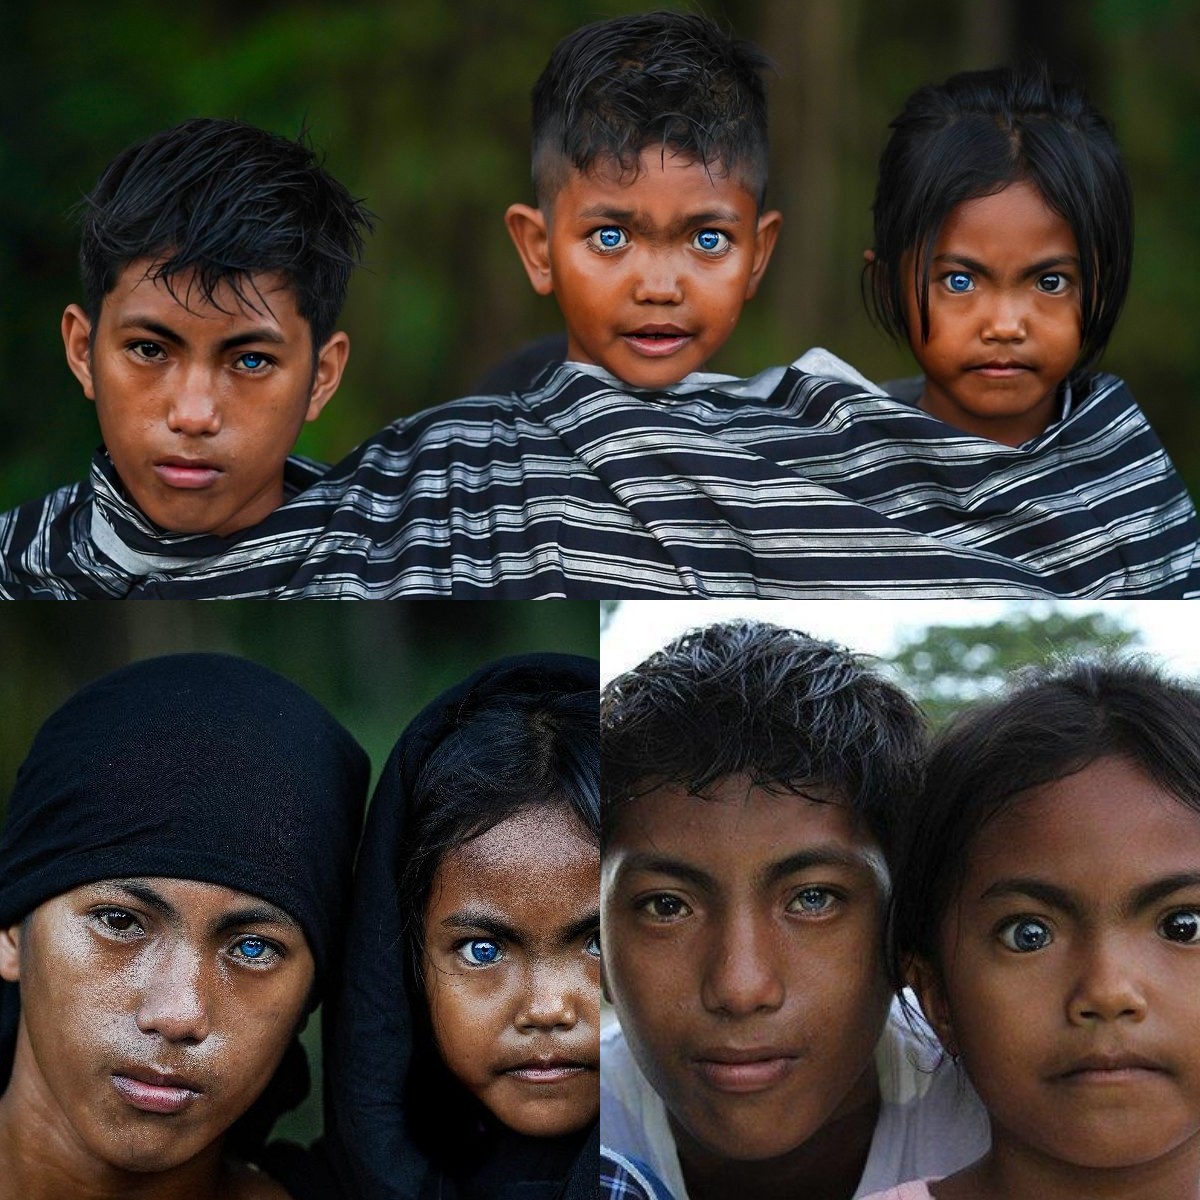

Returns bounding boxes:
[600,1001,990,1200]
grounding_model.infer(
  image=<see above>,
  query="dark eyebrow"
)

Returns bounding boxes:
[979,877,1083,919]
[762,846,874,888]
[442,909,523,945]
[101,880,296,934]
[108,879,177,918]
[119,318,185,345]
[616,853,716,892]
[932,253,1080,281]
[561,909,601,944]
[117,317,284,351]
[213,904,299,935]
[576,205,743,238]
[1128,873,1200,914]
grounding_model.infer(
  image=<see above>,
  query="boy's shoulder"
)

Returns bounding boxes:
[0,473,95,598]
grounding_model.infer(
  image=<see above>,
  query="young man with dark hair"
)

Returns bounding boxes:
[0,654,368,1198]
[0,117,371,597]
[600,620,989,1200]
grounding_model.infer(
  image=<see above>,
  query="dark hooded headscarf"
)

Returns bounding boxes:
[0,652,369,1156]
[325,652,600,1200]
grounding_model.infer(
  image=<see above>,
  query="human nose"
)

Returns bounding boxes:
[981,291,1028,342]
[136,941,213,1043]
[632,252,684,305]
[166,364,222,436]
[1066,935,1147,1025]
[700,911,785,1016]
[515,957,581,1032]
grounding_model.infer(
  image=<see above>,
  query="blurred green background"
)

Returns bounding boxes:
[2,0,1196,506]
[0,600,600,1145]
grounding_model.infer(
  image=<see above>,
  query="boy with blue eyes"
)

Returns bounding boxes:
[0,654,368,1200]
[504,11,781,393]
[600,620,989,1200]
[0,117,371,598]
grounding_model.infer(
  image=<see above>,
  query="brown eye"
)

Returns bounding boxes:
[639,894,691,920]
[97,908,143,936]
[1160,910,1200,944]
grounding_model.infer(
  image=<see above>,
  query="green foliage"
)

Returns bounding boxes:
[887,604,1140,726]
[2,0,1197,507]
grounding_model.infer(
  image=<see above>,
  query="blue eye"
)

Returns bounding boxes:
[1160,910,1200,944]
[585,930,601,958]
[232,935,277,964]
[788,887,836,915]
[458,938,503,966]
[590,226,628,251]
[945,272,974,293]
[236,352,270,371]
[1036,273,1068,294]
[998,917,1052,953]
[693,229,729,253]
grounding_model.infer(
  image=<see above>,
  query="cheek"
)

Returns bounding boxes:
[426,967,503,1082]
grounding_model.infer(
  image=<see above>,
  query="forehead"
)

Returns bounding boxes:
[965,755,1200,892]
[933,179,1078,256]
[100,258,303,331]
[432,806,599,900]
[551,147,758,221]
[606,775,882,882]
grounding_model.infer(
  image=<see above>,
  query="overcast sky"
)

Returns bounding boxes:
[601,600,1200,683]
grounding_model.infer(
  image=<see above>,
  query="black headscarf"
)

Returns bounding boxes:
[0,652,369,1155]
[325,653,600,1200]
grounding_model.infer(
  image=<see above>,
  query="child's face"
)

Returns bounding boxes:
[601,774,892,1164]
[918,755,1200,1178]
[0,877,313,1175]
[422,805,601,1137]
[61,260,348,536]
[903,179,1082,446]
[506,150,780,389]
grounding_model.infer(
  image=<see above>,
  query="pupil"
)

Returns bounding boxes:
[1168,913,1196,940]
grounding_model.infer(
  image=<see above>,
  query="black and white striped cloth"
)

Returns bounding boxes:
[1,361,1195,598]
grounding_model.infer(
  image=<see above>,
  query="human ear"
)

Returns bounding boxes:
[744,210,783,299]
[907,954,959,1059]
[62,304,96,401]
[0,922,22,983]
[505,204,555,297]
[305,331,351,423]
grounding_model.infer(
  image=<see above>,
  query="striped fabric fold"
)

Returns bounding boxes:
[1,365,1195,598]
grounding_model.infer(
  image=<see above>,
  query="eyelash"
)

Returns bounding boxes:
[89,908,283,967]
[637,893,692,922]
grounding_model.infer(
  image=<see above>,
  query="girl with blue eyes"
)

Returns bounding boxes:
[862,65,1137,448]
[326,653,600,1200]
[864,658,1200,1200]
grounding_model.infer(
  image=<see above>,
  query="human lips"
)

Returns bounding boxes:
[1051,1051,1168,1085]
[112,1066,204,1114]
[621,324,694,358]
[153,457,223,489]
[966,359,1034,378]
[693,1046,801,1094]
[499,1053,595,1085]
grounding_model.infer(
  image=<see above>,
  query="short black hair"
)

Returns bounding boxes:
[530,10,771,209]
[866,65,1133,376]
[891,657,1200,980]
[602,620,927,867]
[79,117,373,349]
[398,684,599,967]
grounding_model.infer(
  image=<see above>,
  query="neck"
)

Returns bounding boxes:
[672,1076,881,1200]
